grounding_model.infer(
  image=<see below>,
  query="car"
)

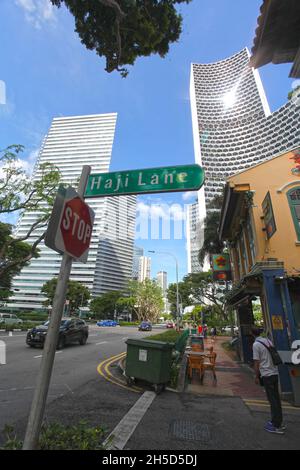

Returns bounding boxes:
[166,321,174,329]
[222,326,239,333]
[96,320,118,327]
[138,321,152,331]
[26,318,89,349]
[0,313,23,325]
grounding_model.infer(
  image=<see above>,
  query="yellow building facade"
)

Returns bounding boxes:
[219,148,300,398]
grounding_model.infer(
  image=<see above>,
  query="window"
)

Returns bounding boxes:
[287,187,300,240]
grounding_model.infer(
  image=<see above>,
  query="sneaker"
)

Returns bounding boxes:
[264,422,285,434]
[267,421,287,431]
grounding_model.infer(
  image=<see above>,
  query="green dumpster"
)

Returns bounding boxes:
[125,339,173,393]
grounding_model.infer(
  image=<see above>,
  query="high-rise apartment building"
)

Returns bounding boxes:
[138,256,151,282]
[9,113,136,309]
[187,48,300,273]
[157,271,168,296]
[132,246,144,280]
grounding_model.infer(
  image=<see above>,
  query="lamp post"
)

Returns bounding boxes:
[148,250,180,330]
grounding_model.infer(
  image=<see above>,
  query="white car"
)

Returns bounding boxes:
[0,313,23,325]
[223,326,238,333]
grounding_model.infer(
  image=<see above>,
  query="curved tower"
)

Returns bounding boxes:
[188,48,300,272]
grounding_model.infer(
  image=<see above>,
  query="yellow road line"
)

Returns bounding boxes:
[244,399,300,410]
[97,352,142,393]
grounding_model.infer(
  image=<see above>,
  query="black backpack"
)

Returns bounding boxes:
[257,340,283,366]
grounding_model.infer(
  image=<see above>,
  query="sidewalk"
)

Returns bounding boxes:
[186,336,266,400]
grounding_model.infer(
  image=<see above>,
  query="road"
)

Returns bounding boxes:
[0,325,155,429]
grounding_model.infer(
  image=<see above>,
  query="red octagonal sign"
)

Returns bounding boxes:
[60,197,93,259]
[45,186,95,263]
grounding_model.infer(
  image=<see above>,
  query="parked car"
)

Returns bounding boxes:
[0,313,23,325]
[166,321,174,329]
[96,320,118,327]
[26,318,88,349]
[138,321,152,331]
[222,326,239,333]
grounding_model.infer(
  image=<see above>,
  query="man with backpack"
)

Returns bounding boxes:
[252,327,285,435]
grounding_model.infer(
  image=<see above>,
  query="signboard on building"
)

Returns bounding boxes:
[262,191,276,239]
[212,254,232,282]
[45,186,95,263]
[84,164,205,198]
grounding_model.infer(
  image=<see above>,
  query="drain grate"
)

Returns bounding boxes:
[168,420,211,443]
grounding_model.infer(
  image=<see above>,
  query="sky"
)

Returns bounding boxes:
[0,0,296,285]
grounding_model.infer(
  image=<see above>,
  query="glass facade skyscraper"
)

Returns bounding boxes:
[9,113,136,309]
[187,48,300,273]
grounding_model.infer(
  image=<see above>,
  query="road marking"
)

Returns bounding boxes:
[97,353,141,393]
[96,341,108,345]
[103,391,156,450]
[243,399,300,411]
[34,351,63,359]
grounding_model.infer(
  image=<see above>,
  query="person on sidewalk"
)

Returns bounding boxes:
[252,328,285,435]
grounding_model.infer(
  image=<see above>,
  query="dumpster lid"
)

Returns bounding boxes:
[126,338,174,350]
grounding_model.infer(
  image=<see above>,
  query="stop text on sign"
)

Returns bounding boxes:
[45,186,95,263]
[62,202,92,245]
[85,164,205,198]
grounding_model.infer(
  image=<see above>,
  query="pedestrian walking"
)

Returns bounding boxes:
[252,328,285,435]
[211,326,217,339]
[198,324,203,335]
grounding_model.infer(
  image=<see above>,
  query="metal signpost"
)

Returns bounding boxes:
[23,166,93,450]
[84,164,205,198]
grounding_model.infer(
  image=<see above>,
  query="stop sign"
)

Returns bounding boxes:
[60,197,92,259]
[45,186,95,263]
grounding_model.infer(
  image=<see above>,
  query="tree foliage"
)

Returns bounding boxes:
[0,222,39,301]
[50,0,192,77]
[198,193,225,266]
[41,278,90,314]
[119,279,164,322]
[167,280,191,317]
[168,271,231,323]
[90,290,123,319]
[0,145,61,290]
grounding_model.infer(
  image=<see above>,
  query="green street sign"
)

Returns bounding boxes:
[84,164,205,198]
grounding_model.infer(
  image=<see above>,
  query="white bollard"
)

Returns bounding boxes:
[0,340,6,365]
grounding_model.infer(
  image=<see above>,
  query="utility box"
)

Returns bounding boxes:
[125,339,173,393]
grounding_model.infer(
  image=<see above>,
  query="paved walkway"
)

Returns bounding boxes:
[186,336,267,400]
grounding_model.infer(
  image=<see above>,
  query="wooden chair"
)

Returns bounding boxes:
[202,352,217,382]
[187,354,204,381]
[206,346,214,354]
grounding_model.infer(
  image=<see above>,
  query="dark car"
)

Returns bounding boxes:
[26,318,89,349]
[138,321,152,331]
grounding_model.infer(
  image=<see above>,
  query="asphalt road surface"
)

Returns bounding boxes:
[0,325,156,429]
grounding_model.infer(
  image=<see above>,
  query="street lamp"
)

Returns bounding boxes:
[148,250,180,330]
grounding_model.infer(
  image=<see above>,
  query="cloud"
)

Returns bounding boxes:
[137,201,187,222]
[182,191,198,202]
[15,0,57,29]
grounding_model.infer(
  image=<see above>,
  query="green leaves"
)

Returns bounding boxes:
[50,0,193,77]
[41,278,90,314]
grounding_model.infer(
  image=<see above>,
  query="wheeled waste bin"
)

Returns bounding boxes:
[125,339,173,393]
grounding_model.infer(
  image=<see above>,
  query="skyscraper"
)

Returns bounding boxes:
[138,256,151,282]
[132,246,144,280]
[157,271,168,296]
[9,113,136,309]
[187,48,300,273]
